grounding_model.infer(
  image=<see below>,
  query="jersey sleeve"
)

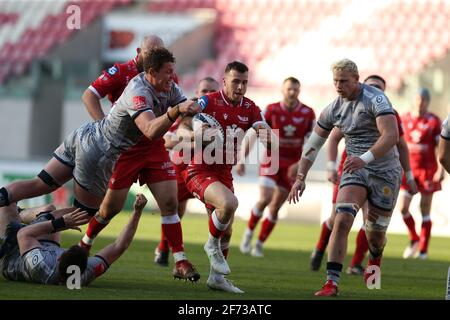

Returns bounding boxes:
[169,83,187,107]
[263,105,273,127]
[369,93,394,117]
[441,114,450,140]
[81,255,110,286]
[89,64,122,99]
[317,104,334,131]
[22,248,56,284]
[250,104,268,129]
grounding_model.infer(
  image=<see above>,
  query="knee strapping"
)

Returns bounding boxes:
[73,198,98,216]
[37,170,60,188]
[365,215,391,232]
[335,203,359,217]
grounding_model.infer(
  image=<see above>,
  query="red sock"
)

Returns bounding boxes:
[365,254,382,284]
[248,209,263,231]
[258,217,276,242]
[158,229,170,252]
[85,215,109,239]
[162,220,184,253]
[316,221,332,252]
[419,219,432,253]
[351,227,369,266]
[208,212,227,238]
[403,214,420,242]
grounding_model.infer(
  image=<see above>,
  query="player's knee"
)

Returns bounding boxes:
[160,197,178,215]
[37,170,60,190]
[365,215,390,233]
[73,198,99,217]
[222,196,238,214]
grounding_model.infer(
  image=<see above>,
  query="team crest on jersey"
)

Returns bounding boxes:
[107,66,118,75]
[301,108,309,114]
[243,101,251,109]
[293,117,304,124]
[133,96,147,110]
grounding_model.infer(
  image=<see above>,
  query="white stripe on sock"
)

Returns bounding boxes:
[422,215,431,222]
[252,206,263,217]
[82,235,94,245]
[161,213,180,224]
[173,251,187,262]
[212,210,229,231]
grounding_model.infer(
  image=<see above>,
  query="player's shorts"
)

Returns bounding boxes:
[400,167,441,194]
[259,165,294,191]
[183,165,234,210]
[339,166,402,212]
[109,140,176,190]
[53,125,117,198]
[174,163,193,202]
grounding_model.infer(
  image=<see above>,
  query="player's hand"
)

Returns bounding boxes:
[343,156,366,174]
[63,209,91,232]
[235,163,246,176]
[287,163,299,180]
[327,169,338,184]
[406,178,418,195]
[179,101,201,116]
[288,177,306,204]
[133,193,147,213]
[432,169,445,183]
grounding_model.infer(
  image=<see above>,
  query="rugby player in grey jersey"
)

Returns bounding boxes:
[438,114,450,173]
[288,59,402,297]
[0,48,201,281]
[0,194,146,286]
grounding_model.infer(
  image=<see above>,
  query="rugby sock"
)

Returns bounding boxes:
[208,210,229,239]
[221,241,230,259]
[158,232,170,252]
[365,251,382,284]
[258,216,277,242]
[316,220,332,252]
[402,213,420,242]
[161,213,184,254]
[81,214,110,248]
[0,187,10,207]
[419,215,432,254]
[247,206,263,231]
[351,226,369,267]
[326,262,343,286]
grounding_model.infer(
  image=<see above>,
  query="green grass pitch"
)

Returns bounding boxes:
[1,212,449,300]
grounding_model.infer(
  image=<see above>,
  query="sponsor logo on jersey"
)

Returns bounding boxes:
[243,101,252,109]
[107,66,118,75]
[301,107,310,114]
[133,96,147,110]
[237,115,248,123]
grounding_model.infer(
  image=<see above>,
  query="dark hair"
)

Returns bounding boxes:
[225,61,248,74]
[363,74,386,86]
[283,77,301,85]
[200,77,219,84]
[58,245,88,282]
[143,47,175,73]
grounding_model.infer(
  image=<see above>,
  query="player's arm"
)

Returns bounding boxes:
[17,209,90,255]
[326,127,344,184]
[438,137,450,173]
[82,89,105,121]
[288,125,330,203]
[134,101,199,141]
[397,135,418,194]
[343,114,399,173]
[236,129,257,176]
[94,194,146,265]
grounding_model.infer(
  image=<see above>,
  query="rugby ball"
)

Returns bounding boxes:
[192,113,225,143]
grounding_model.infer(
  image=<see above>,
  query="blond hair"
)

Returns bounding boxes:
[331,59,359,76]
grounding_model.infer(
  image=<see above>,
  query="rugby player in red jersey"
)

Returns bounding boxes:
[237,77,315,258]
[399,88,444,260]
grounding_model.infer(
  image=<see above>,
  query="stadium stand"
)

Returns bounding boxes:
[0,0,130,84]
